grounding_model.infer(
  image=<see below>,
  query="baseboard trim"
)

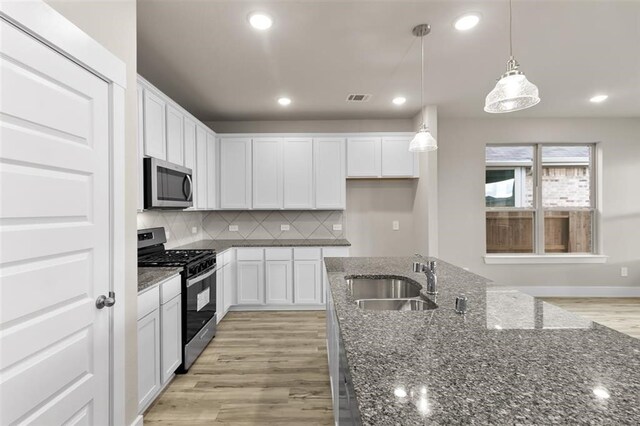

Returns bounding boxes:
[131,415,143,426]
[515,286,640,298]
[229,304,325,311]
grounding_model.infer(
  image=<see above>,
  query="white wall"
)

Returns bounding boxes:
[438,117,640,288]
[45,1,139,423]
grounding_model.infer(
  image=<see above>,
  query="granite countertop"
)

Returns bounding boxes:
[138,267,182,292]
[325,256,640,425]
[175,238,351,253]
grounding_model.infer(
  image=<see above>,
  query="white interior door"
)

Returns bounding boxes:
[0,19,111,425]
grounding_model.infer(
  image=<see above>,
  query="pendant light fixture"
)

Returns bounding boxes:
[484,0,540,113]
[409,24,437,152]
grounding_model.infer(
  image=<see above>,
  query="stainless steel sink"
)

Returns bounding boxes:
[355,298,437,311]
[346,277,421,299]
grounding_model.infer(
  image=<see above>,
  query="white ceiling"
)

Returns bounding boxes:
[137,0,640,121]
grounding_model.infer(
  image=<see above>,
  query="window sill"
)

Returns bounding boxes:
[484,254,608,265]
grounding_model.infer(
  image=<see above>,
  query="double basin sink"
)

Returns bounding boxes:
[346,277,437,311]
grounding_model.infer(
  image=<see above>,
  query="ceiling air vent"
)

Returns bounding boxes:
[346,94,372,102]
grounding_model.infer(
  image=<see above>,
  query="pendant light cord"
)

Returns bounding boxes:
[420,33,425,125]
[509,0,513,57]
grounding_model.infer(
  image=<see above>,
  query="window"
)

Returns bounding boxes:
[485,144,596,255]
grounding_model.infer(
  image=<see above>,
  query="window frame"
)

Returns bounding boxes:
[484,143,605,264]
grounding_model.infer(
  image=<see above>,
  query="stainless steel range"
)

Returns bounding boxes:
[137,227,216,372]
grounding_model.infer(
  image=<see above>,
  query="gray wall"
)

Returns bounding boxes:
[438,117,640,288]
[206,118,413,133]
[45,1,139,423]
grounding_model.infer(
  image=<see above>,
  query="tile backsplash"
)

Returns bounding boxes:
[137,210,345,249]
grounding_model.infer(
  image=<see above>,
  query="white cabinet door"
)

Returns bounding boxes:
[166,104,184,166]
[143,89,166,160]
[253,137,283,209]
[314,138,345,209]
[195,125,208,209]
[237,261,264,304]
[294,260,322,304]
[283,137,314,209]
[206,131,217,209]
[137,84,145,211]
[138,309,161,412]
[381,136,418,177]
[220,138,252,209]
[265,260,293,304]
[160,295,181,384]
[347,137,381,177]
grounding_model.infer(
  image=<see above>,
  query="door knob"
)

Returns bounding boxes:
[96,291,116,309]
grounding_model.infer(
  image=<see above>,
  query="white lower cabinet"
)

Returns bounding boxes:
[137,306,160,413]
[160,295,182,384]
[216,264,225,323]
[137,274,182,414]
[231,246,347,310]
[237,260,264,305]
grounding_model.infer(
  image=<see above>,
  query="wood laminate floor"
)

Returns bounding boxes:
[542,298,640,339]
[144,311,333,425]
[145,300,639,425]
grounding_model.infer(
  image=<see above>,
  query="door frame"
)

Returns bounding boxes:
[0,2,128,425]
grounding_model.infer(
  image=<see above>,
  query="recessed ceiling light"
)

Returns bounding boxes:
[454,13,480,31]
[278,97,291,106]
[392,96,406,105]
[248,12,273,30]
[590,94,608,103]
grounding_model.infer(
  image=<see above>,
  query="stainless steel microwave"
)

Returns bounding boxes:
[144,158,193,209]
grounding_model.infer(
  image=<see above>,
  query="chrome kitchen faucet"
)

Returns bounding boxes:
[413,257,437,295]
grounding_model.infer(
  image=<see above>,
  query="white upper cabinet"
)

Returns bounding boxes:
[314,138,345,209]
[206,131,217,209]
[253,138,283,209]
[165,104,184,166]
[381,136,418,178]
[195,125,208,209]
[283,137,314,209]
[143,88,166,160]
[347,137,381,177]
[183,117,196,209]
[220,138,252,209]
[347,135,418,179]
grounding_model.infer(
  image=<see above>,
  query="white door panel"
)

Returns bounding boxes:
[381,136,417,177]
[0,20,110,425]
[220,138,252,209]
[166,104,184,165]
[347,137,381,177]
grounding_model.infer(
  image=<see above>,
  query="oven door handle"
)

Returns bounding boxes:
[186,266,217,288]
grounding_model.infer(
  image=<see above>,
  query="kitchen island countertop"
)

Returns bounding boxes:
[324,256,640,425]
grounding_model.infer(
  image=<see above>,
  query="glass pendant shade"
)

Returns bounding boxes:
[409,124,437,152]
[484,72,540,113]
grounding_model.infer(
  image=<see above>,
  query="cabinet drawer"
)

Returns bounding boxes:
[236,248,264,261]
[265,248,292,261]
[138,285,160,320]
[294,247,321,260]
[160,274,181,304]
